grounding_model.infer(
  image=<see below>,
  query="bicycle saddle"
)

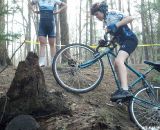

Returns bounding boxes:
[144,60,160,72]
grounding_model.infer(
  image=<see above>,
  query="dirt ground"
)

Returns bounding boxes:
[0,64,156,130]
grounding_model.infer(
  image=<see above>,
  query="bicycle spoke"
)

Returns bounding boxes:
[139,111,156,126]
[53,44,104,93]
[77,73,93,87]
[134,99,153,109]
[135,108,159,127]
[70,75,77,88]
[77,74,81,89]
[131,86,160,129]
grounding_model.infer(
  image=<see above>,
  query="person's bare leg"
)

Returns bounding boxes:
[114,51,129,90]
[39,36,47,56]
[48,37,56,58]
[39,36,47,66]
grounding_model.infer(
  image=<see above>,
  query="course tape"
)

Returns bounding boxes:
[24,40,160,48]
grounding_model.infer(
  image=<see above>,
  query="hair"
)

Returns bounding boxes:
[90,3,100,15]
[90,1,108,15]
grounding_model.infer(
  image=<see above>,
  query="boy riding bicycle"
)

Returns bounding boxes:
[91,2,138,101]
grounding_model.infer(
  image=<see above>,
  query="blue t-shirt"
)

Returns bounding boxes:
[104,10,137,44]
[32,0,62,19]
[32,0,62,11]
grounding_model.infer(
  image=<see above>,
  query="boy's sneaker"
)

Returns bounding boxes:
[110,89,133,102]
[39,57,46,67]
[111,89,123,97]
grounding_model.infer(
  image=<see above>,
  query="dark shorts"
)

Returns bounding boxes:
[38,11,56,38]
[119,38,138,55]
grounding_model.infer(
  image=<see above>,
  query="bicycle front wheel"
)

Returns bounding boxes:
[130,86,160,130]
[52,44,104,93]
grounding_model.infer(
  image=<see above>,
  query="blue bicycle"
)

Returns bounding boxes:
[52,33,160,130]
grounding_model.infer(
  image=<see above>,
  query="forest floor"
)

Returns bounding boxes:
[0,64,158,130]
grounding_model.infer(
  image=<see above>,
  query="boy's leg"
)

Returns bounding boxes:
[114,50,129,90]
[114,39,138,90]
[38,19,48,67]
[39,36,47,57]
[48,19,56,64]
[111,50,133,101]
[111,39,138,101]
[39,36,47,67]
[48,37,56,58]
[48,37,56,66]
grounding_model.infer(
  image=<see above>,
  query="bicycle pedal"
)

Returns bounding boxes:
[110,98,117,102]
[116,99,123,105]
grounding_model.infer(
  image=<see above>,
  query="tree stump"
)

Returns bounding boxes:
[0,52,71,129]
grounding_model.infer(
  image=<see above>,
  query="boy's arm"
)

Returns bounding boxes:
[106,15,134,34]
[53,2,67,14]
[116,16,134,28]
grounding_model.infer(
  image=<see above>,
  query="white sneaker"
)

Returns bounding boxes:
[39,57,46,67]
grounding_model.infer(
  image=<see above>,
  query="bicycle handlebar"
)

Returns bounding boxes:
[95,32,117,52]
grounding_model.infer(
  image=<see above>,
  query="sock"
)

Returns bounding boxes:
[122,87,128,91]
[39,57,46,67]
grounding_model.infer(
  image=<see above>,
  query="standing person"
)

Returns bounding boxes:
[30,0,67,66]
[90,2,138,101]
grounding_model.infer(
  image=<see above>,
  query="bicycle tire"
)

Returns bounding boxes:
[129,86,160,130]
[52,44,104,93]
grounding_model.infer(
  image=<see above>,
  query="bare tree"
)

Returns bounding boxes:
[86,0,89,45]
[0,0,11,66]
[89,0,93,45]
[118,0,121,11]
[59,0,69,47]
[79,0,82,44]
[141,0,149,61]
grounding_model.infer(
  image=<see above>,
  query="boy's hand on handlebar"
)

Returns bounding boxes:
[98,39,108,47]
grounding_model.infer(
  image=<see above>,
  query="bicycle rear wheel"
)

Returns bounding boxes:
[130,86,160,130]
[52,44,104,93]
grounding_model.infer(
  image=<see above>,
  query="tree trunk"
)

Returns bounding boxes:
[110,0,114,9]
[147,0,155,61]
[0,0,11,66]
[118,0,121,11]
[24,1,32,62]
[148,0,154,44]
[79,0,82,44]
[86,0,89,45]
[127,0,135,64]
[55,5,61,51]
[127,0,133,30]
[25,1,32,54]
[0,52,71,129]
[59,0,69,47]
[141,0,149,61]
[89,0,93,45]
[31,4,39,55]
[156,11,160,61]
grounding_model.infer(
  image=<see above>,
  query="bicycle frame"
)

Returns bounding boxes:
[79,46,159,107]
[79,46,153,89]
